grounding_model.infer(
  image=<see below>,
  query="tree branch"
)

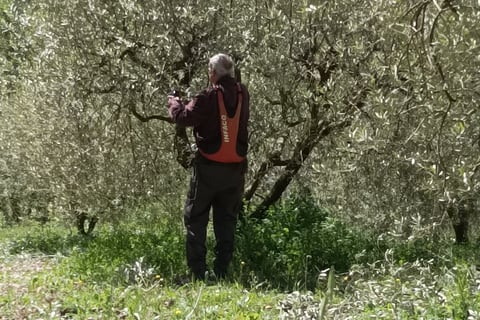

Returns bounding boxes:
[119,45,159,77]
[428,2,457,103]
[243,152,289,202]
[248,118,351,220]
[129,103,172,123]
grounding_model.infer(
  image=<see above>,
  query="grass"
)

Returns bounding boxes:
[0,209,479,319]
[0,256,281,319]
[0,221,284,319]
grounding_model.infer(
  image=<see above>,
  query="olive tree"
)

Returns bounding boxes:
[312,0,480,243]
[2,0,478,242]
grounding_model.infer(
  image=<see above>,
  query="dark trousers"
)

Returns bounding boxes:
[184,158,246,279]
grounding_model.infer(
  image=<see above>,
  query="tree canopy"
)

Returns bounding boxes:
[1,0,479,241]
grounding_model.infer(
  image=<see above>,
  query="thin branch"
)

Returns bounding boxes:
[185,284,204,319]
[434,99,454,174]
[402,0,431,20]
[428,0,458,103]
[264,97,282,106]
[129,103,172,123]
[244,152,289,202]
[119,46,160,77]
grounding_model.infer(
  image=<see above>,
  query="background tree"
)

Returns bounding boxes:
[310,0,480,243]
[0,0,478,241]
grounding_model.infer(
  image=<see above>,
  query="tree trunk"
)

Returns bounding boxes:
[447,199,471,244]
[76,210,98,236]
[248,120,350,220]
[174,125,193,169]
[453,203,470,244]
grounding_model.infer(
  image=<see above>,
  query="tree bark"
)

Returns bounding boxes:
[446,199,471,244]
[76,210,98,236]
[249,120,350,220]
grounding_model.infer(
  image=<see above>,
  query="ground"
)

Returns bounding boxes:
[0,254,55,319]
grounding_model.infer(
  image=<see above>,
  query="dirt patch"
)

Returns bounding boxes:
[0,253,53,286]
[0,254,55,319]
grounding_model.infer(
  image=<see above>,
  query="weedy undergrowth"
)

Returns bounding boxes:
[1,201,479,319]
[235,194,381,290]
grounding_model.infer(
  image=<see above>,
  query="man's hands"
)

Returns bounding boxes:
[168,89,181,107]
[168,95,180,104]
[167,93,181,118]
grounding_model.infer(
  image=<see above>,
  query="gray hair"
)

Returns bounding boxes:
[209,53,235,78]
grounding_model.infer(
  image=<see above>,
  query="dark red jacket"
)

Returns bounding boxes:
[168,76,249,159]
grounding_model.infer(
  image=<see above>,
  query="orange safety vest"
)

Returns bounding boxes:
[199,83,246,163]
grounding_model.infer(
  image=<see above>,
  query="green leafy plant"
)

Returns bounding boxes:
[236,194,380,290]
[64,222,185,284]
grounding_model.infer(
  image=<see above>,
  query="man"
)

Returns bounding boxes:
[168,53,249,281]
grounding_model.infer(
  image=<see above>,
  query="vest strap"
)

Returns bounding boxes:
[199,83,245,163]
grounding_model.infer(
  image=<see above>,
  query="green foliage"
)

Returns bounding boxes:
[1,217,479,319]
[1,0,480,315]
[1,0,479,243]
[389,238,439,265]
[65,222,185,284]
[236,195,379,290]
[3,218,185,284]
[7,226,84,256]
[449,264,471,320]
[386,234,480,269]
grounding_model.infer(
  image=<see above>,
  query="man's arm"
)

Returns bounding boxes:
[168,91,211,127]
